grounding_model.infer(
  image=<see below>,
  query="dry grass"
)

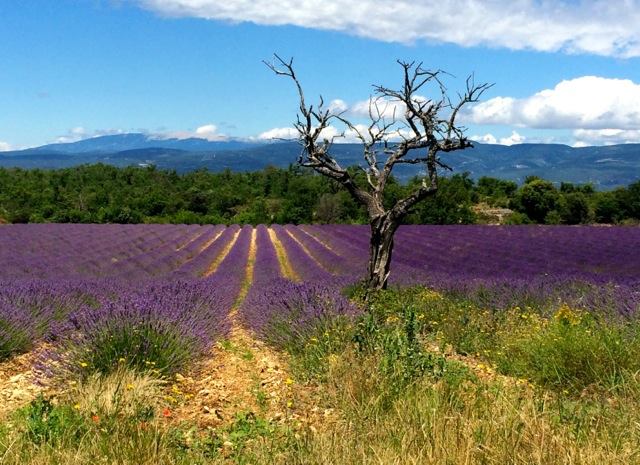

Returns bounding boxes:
[267,227,300,282]
[263,350,640,465]
[68,367,165,418]
[202,229,240,277]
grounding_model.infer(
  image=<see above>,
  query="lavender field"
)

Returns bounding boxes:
[2,223,640,464]
[2,223,639,364]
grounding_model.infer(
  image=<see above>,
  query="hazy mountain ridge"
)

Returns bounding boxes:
[1,134,639,188]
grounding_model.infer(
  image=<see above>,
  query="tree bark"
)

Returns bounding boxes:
[366,214,400,290]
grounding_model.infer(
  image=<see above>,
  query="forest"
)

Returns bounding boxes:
[0,163,638,225]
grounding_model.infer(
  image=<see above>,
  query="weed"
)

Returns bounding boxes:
[17,395,87,446]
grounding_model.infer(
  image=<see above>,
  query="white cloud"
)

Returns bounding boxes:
[471,133,497,145]
[499,130,526,146]
[195,124,218,138]
[55,127,125,143]
[328,99,348,113]
[137,0,640,57]
[52,124,227,145]
[161,123,227,141]
[573,128,640,145]
[0,141,12,152]
[350,97,406,120]
[257,127,298,140]
[467,76,640,130]
[258,125,348,142]
[471,130,526,146]
[258,123,415,144]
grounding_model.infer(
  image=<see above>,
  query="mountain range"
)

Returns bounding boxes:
[1,133,639,188]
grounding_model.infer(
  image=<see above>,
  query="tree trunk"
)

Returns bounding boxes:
[366,214,399,291]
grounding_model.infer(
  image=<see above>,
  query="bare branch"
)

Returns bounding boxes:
[265,55,492,290]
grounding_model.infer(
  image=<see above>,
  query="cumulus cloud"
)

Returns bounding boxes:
[55,127,126,143]
[467,76,640,130]
[349,97,410,120]
[471,130,526,146]
[258,123,415,144]
[137,0,640,57]
[0,141,12,152]
[52,124,227,144]
[161,123,227,141]
[257,127,299,140]
[328,99,348,113]
[573,128,640,145]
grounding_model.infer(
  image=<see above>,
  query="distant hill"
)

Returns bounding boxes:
[1,133,639,188]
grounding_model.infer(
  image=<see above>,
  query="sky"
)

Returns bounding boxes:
[1,0,639,151]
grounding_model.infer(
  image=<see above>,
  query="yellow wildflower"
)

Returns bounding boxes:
[554,303,582,326]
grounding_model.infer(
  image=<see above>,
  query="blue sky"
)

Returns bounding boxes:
[1,0,639,150]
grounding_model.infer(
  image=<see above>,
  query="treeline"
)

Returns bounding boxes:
[0,164,638,225]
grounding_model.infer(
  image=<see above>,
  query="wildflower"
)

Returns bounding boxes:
[285,378,294,386]
[126,384,135,390]
[286,401,293,408]
[91,415,100,423]
[162,408,171,418]
[118,358,126,363]
[554,303,582,326]
[73,404,81,410]
[80,362,88,368]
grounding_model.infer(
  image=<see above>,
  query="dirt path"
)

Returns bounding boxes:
[283,228,333,274]
[171,228,334,430]
[197,228,225,253]
[267,227,300,282]
[0,348,51,420]
[175,228,208,251]
[203,229,241,277]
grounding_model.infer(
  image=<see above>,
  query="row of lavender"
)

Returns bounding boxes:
[0,223,240,279]
[239,225,359,350]
[298,225,640,315]
[300,225,640,284]
[0,225,255,370]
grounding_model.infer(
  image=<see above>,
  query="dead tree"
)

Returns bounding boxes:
[265,55,492,291]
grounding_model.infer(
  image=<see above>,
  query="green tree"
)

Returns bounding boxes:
[558,192,591,224]
[512,178,559,223]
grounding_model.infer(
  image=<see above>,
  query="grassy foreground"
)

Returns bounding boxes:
[1,286,639,464]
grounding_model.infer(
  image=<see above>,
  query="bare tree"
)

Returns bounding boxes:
[265,55,492,290]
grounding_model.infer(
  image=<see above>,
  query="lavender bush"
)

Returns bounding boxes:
[44,280,232,378]
[241,278,360,351]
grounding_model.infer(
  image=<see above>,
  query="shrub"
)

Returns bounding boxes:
[44,280,230,379]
